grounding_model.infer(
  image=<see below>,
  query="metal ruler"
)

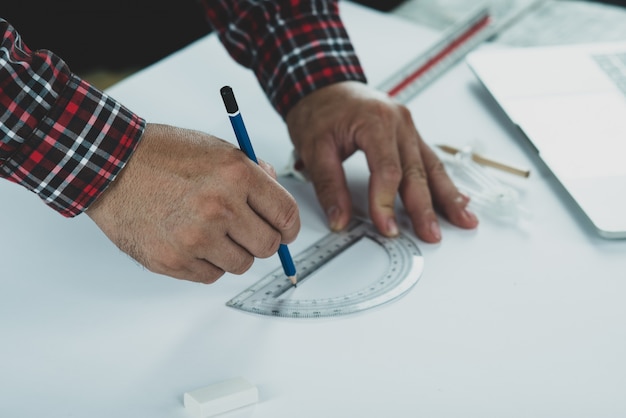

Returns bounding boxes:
[378,5,493,104]
[378,0,551,103]
[227,218,424,318]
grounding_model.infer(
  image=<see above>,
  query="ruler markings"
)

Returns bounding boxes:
[227,219,424,318]
[379,6,493,104]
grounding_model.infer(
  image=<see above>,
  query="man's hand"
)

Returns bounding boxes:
[86,123,300,283]
[285,81,477,243]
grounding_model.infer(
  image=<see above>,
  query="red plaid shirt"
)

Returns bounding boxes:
[0,0,366,217]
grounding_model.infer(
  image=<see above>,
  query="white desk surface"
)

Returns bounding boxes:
[2,2,626,417]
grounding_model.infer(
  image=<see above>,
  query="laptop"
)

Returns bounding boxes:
[466,41,626,239]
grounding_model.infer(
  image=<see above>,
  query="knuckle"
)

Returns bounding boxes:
[217,150,255,184]
[368,98,410,123]
[371,100,392,117]
[274,195,300,232]
[365,101,396,128]
[428,159,447,176]
[201,196,235,223]
[397,103,413,122]
[170,222,214,252]
[150,252,186,275]
[376,160,403,184]
[201,269,225,284]
[225,148,250,169]
[230,255,254,275]
[403,164,428,184]
[258,232,282,258]
[176,229,204,250]
[313,175,336,195]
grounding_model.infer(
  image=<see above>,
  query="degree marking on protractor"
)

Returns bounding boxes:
[226,218,424,318]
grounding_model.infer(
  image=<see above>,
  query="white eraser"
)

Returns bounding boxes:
[183,377,258,418]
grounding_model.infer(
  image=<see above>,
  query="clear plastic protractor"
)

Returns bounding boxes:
[226,218,424,318]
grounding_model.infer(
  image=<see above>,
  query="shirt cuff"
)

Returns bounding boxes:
[3,74,145,217]
[255,9,367,118]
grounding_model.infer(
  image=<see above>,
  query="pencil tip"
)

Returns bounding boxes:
[289,275,298,286]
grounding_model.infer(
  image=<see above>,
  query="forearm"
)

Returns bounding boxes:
[199,0,367,118]
[0,18,145,217]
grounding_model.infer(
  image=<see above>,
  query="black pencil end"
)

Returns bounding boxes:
[220,86,239,113]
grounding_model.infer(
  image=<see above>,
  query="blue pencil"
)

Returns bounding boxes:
[220,85,298,286]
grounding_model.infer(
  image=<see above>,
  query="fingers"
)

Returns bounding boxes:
[396,138,440,242]
[141,201,286,284]
[419,143,479,230]
[360,106,478,243]
[395,126,443,243]
[282,81,480,244]
[158,258,225,285]
[246,168,300,244]
[151,163,296,281]
[149,243,250,285]
[396,125,478,242]
[87,124,301,285]
[358,119,403,237]
[305,142,353,232]
[161,163,298,282]
[226,205,283,258]
[258,158,277,180]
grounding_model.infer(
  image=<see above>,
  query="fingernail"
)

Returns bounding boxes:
[327,206,342,231]
[455,194,477,224]
[387,218,399,237]
[462,208,479,225]
[430,221,442,242]
[455,193,470,205]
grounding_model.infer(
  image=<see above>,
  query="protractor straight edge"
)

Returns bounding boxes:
[226,218,424,319]
[378,5,493,104]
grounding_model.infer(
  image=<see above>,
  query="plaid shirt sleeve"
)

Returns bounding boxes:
[1,18,145,217]
[199,0,367,118]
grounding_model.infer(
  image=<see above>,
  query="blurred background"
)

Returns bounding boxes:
[2,0,626,89]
